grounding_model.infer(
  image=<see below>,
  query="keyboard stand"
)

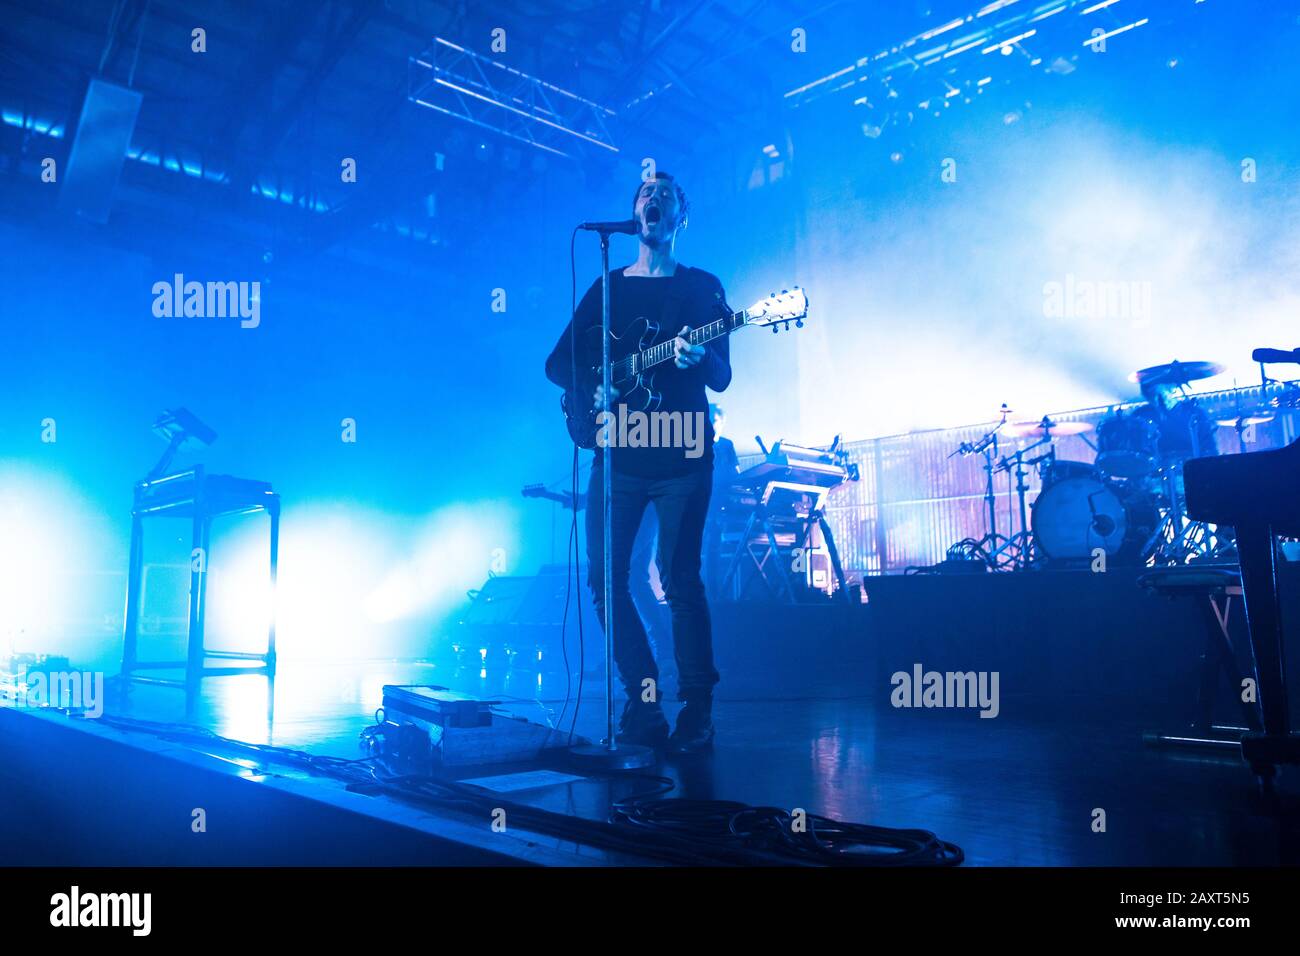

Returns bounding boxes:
[1138,567,1263,752]
[719,482,851,603]
[1182,391,1300,790]
[1233,525,1300,784]
[119,467,279,704]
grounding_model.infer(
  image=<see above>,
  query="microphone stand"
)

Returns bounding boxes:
[950,404,1011,569]
[569,225,654,771]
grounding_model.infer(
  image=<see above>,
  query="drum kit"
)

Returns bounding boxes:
[955,359,1259,570]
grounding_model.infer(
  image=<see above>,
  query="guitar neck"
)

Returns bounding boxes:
[522,487,574,507]
[637,309,749,371]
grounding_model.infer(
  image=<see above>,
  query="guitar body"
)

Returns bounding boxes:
[562,316,667,449]
[555,286,808,449]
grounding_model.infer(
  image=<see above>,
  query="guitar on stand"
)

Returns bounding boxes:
[522,483,586,567]
[521,484,585,511]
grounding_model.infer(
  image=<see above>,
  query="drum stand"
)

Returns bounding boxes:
[968,441,1011,569]
[991,441,1051,570]
[950,409,1015,570]
[1143,462,1214,565]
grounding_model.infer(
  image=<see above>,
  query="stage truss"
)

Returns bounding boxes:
[408,37,619,159]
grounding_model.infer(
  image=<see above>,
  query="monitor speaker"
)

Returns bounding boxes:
[58,77,143,224]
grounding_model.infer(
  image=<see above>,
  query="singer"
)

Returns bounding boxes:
[545,171,732,754]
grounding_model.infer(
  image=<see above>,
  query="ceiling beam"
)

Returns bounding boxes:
[208,0,322,152]
[256,0,381,160]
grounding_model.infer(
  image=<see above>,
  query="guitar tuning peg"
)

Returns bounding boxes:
[781,288,788,294]
[796,318,803,328]
[771,325,778,334]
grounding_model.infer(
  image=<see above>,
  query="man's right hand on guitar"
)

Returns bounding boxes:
[593,384,620,410]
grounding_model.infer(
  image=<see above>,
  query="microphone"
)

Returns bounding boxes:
[1091,514,1117,537]
[578,219,637,235]
[1087,492,1116,537]
[1252,347,1300,365]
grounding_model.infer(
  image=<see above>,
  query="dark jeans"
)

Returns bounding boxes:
[627,509,673,676]
[586,465,719,702]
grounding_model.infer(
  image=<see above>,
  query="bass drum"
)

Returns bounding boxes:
[1031,476,1158,565]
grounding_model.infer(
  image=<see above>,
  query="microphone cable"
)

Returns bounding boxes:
[566,224,586,746]
[90,713,964,867]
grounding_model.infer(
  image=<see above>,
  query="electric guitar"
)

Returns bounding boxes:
[560,287,809,449]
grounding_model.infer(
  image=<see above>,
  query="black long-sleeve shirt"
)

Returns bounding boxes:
[546,265,732,478]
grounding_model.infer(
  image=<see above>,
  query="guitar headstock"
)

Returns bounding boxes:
[743,287,809,333]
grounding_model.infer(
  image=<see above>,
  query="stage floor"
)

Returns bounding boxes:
[13,657,1291,867]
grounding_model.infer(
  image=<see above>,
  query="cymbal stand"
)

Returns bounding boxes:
[949,406,1012,569]
[991,436,1050,570]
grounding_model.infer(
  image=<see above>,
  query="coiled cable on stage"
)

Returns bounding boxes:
[91,714,962,866]
[611,795,964,867]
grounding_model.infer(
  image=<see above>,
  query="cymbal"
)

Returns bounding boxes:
[1130,360,1225,387]
[1003,418,1094,438]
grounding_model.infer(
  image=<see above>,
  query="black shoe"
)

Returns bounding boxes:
[618,698,669,750]
[668,696,715,754]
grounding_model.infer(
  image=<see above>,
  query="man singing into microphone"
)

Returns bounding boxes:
[545,172,731,754]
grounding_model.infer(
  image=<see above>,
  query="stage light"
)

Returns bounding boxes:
[207,504,397,660]
[943,38,984,60]
[1029,6,1067,24]
[983,30,1035,55]
[920,17,964,41]
[0,465,114,662]
[1082,18,1150,47]
[364,502,519,627]
[0,475,62,656]
[205,499,521,661]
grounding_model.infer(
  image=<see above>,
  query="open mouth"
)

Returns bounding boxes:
[644,205,662,226]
